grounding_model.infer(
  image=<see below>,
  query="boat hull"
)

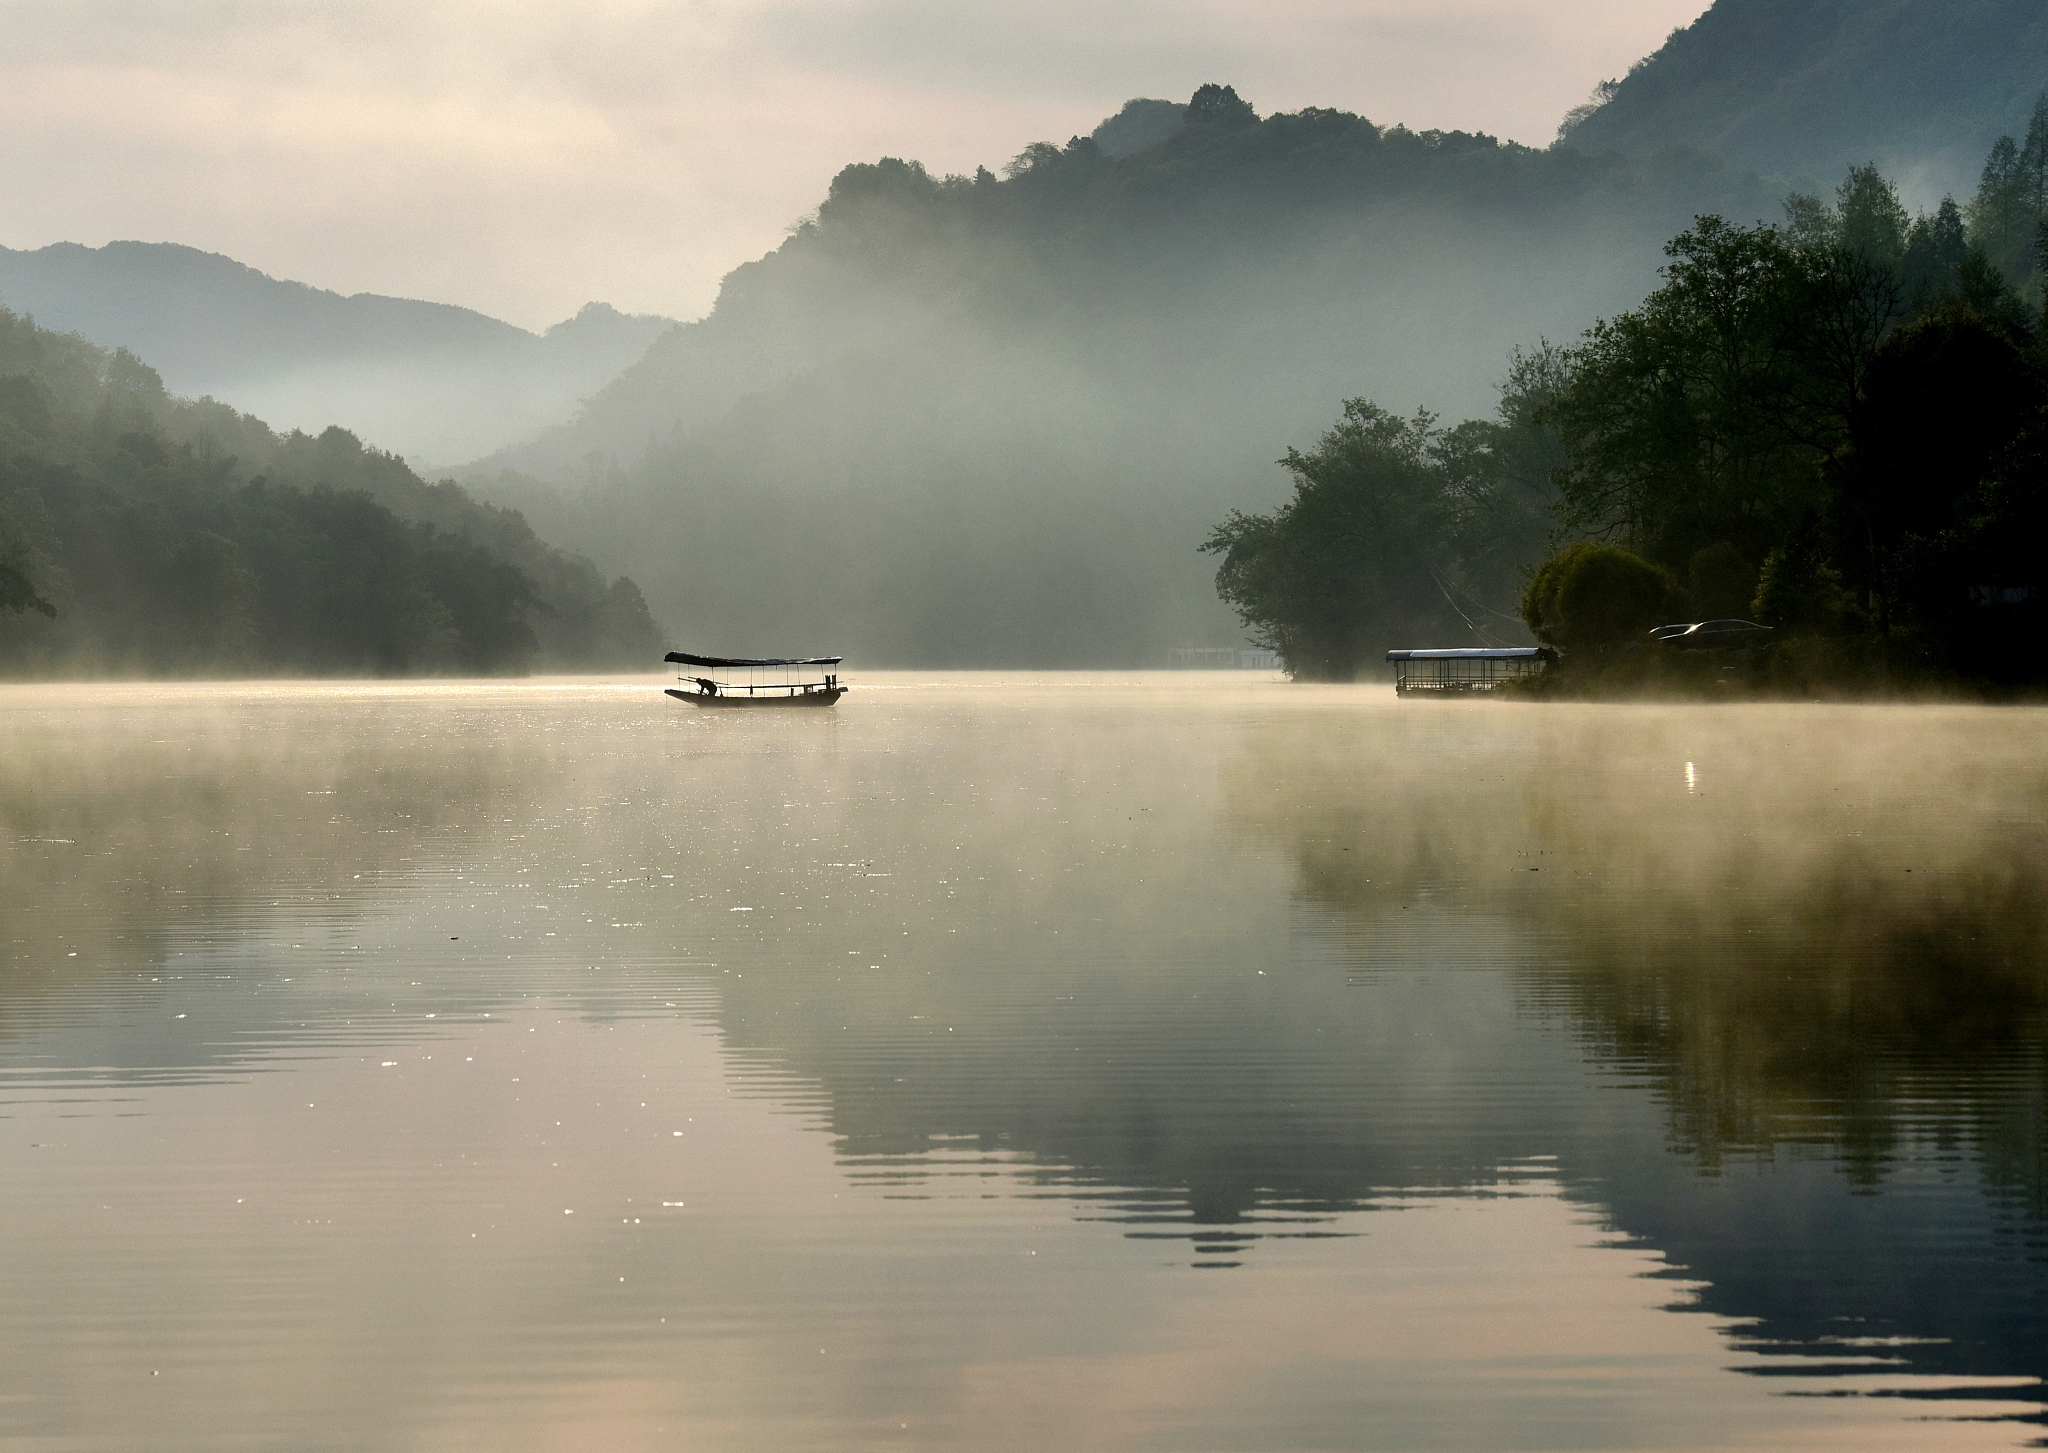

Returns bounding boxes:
[665,687,846,709]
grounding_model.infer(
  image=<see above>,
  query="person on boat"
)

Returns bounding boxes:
[694,677,719,696]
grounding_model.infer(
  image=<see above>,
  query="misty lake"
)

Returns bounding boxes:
[3,674,2045,1451]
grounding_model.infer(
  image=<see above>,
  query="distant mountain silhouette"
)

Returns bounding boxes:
[1558,0,2048,196]
[0,241,675,465]
[460,88,1767,663]
[0,305,664,676]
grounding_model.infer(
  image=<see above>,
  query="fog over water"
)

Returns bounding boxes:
[2,677,2043,1449]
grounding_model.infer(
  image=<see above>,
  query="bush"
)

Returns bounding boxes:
[1752,531,1857,633]
[1522,541,1683,651]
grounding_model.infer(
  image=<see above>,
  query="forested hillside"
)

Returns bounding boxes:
[1207,149,2048,690]
[0,309,662,677]
[465,86,1767,664]
[0,242,674,464]
[1559,0,2048,195]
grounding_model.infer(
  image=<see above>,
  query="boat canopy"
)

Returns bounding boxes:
[1386,647,1553,661]
[665,651,843,668]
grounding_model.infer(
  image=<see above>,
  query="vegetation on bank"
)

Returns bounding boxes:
[467,83,1765,666]
[1209,122,2048,692]
[1200,359,1563,679]
[0,309,661,676]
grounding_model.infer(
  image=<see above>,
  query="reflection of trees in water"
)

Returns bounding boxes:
[1524,905,2048,1408]
[1234,706,2048,1188]
[696,702,2048,1299]
[1227,704,2048,1406]
[687,713,1571,1241]
[1526,912,2047,1186]
[5,702,1559,1258]
[10,690,2045,1406]
[707,893,1553,1234]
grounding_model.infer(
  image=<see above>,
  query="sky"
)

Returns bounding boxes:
[0,0,1711,331]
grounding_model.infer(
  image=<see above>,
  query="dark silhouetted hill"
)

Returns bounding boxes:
[1558,0,2048,195]
[461,88,1767,665]
[0,307,663,677]
[0,242,675,465]
[1091,98,1186,158]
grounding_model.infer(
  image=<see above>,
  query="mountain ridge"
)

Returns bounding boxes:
[0,240,677,465]
[0,303,665,676]
[465,100,1761,487]
[457,89,1771,663]
[1559,0,2048,198]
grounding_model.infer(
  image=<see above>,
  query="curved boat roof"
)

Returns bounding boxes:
[1385,647,1552,660]
[665,651,844,668]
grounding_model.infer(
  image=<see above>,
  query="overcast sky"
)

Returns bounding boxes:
[0,1,1710,330]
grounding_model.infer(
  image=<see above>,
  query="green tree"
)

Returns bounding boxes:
[1899,197,1971,310]
[1520,541,1682,651]
[1197,147,2043,689]
[1185,83,1258,130]
[1752,521,1855,633]
[2020,93,2048,230]
[0,489,58,620]
[1529,157,2038,682]
[0,543,55,617]
[0,306,665,678]
[1203,402,1460,679]
[1968,134,2034,282]
[0,564,49,616]
[1783,191,1837,249]
[162,531,255,666]
[1828,307,2040,655]
[1542,211,1917,588]
[1785,166,1911,266]
[1836,164,1909,267]
[1433,343,1571,615]
[1544,219,1820,566]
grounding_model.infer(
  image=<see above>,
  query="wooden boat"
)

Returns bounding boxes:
[662,651,847,708]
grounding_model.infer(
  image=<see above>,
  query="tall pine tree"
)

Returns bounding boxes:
[1968,134,2032,281]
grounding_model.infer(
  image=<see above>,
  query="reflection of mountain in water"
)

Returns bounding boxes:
[681,699,2048,1410]
[1234,706,2048,1415]
[6,690,2044,1420]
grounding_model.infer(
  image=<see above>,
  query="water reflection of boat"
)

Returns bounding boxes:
[662,651,847,708]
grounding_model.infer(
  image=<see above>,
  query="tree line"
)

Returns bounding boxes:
[0,309,661,676]
[476,83,1767,666]
[1208,115,2048,689]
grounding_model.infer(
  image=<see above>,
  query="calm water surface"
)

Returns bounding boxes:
[2,673,2045,1451]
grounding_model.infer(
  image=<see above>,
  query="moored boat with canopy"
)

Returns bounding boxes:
[1385,646,1553,696]
[662,651,847,707]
